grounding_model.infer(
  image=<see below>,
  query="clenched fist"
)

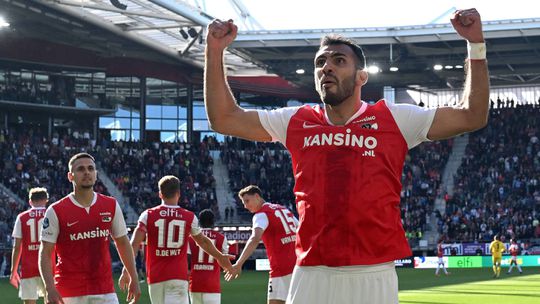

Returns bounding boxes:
[206,19,238,52]
[451,9,484,43]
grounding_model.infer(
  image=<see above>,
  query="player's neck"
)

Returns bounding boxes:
[72,189,94,207]
[325,96,362,126]
[161,199,178,206]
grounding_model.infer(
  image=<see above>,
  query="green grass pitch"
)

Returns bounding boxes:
[1,267,539,303]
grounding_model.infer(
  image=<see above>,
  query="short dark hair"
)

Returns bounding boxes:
[238,185,262,198]
[199,209,215,228]
[68,153,95,172]
[158,175,181,199]
[320,35,366,69]
[29,187,48,202]
[494,234,500,241]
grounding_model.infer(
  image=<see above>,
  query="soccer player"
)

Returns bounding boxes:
[39,153,140,304]
[119,176,233,304]
[11,187,49,304]
[489,234,505,278]
[434,240,450,276]
[189,209,229,304]
[225,185,297,304]
[507,238,523,275]
[205,8,488,303]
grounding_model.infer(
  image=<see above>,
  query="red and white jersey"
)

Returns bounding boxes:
[188,229,228,293]
[41,193,127,297]
[509,244,519,257]
[137,204,201,284]
[258,100,435,267]
[437,244,444,258]
[254,203,297,277]
[12,207,46,278]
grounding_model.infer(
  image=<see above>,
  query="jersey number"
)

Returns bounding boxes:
[154,219,186,248]
[274,209,297,234]
[197,239,217,263]
[26,218,44,243]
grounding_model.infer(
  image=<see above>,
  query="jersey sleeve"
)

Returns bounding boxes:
[222,235,229,255]
[111,201,128,238]
[387,102,436,149]
[257,106,301,143]
[12,214,22,239]
[190,216,201,236]
[41,207,59,243]
[252,213,269,231]
[136,210,149,233]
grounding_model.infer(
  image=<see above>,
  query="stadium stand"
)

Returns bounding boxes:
[439,104,540,242]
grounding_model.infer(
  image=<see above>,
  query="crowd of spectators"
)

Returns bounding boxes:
[221,137,296,221]
[99,138,219,216]
[402,139,451,240]
[439,104,540,242]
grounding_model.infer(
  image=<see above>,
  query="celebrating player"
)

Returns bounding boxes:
[435,240,450,276]
[205,7,488,303]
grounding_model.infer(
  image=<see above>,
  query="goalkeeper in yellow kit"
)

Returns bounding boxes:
[489,234,505,278]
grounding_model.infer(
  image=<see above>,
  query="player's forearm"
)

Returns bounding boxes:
[460,58,489,130]
[116,237,138,281]
[236,237,260,266]
[204,48,242,133]
[39,245,55,289]
[10,242,21,273]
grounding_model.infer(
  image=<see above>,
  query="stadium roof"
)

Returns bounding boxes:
[1,0,540,99]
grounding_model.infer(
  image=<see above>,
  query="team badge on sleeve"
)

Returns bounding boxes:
[43,217,50,229]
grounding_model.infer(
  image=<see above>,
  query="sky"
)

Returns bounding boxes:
[193,0,540,30]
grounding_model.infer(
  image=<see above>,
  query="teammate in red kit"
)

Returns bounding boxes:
[39,153,140,304]
[188,209,229,304]
[435,240,450,276]
[225,185,297,304]
[507,238,522,275]
[205,8,489,304]
[11,187,50,304]
[119,176,233,304]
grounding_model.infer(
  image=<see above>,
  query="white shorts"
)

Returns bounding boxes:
[286,262,398,304]
[189,292,221,304]
[19,276,45,300]
[148,279,188,304]
[268,274,292,301]
[438,257,444,264]
[63,293,118,304]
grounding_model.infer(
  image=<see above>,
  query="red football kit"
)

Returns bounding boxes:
[188,229,227,293]
[41,193,127,297]
[12,207,46,278]
[137,204,200,284]
[254,203,297,277]
[258,100,436,266]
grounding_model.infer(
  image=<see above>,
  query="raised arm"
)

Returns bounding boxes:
[204,19,272,142]
[427,8,489,140]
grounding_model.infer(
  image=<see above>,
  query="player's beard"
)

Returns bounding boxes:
[317,71,356,107]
